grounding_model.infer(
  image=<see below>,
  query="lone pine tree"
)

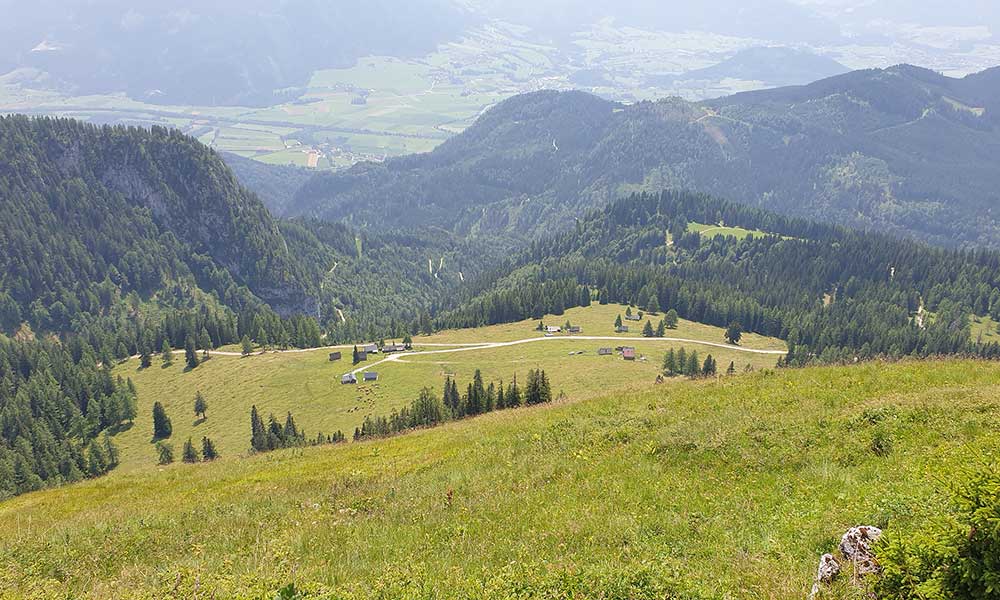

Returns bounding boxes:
[152,402,172,440]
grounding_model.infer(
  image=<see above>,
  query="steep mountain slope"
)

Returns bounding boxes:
[290,65,1000,247]
[0,115,316,331]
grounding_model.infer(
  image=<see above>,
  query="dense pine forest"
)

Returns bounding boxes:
[439,190,1000,363]
[0,337,135,498]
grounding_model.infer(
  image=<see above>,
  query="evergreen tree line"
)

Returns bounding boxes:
[0,336,134,499]
[436,190,1000,365]
[353,369,552,441]
[155,436,219,465]
[662,348,728,378]
[249,405,346,454]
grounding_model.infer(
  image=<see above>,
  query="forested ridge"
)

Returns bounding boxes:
[289,65,1000,247]
[0,116,331,497]
[439,190,1000,363]
[0,116,501,497]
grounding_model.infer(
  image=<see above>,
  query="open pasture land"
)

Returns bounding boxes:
[107,304,783,472]
[2,360,998,599]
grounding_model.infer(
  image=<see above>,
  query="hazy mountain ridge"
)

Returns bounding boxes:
[288,64,1000,247]
[0,0,473,106]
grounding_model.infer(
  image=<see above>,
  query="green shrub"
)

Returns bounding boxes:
[875,466,1000,599]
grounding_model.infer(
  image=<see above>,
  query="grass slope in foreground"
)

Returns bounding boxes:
[1,360,998,599]
[108,303,784,471]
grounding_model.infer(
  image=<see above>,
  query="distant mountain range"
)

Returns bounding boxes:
[286,64,1000,248]
[0,0,472,106]
[647,47,849,88]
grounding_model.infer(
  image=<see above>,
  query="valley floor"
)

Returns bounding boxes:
[1,359,998,599]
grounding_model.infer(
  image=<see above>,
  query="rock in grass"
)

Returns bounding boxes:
[808,553,841,599]
[839,525,883,576]
[817,553,841,583]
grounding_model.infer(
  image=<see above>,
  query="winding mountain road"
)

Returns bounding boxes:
[344,335,787,377]
[167,335,785,372]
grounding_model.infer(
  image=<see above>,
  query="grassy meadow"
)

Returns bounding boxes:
[687,221,777,241]
[1,360,998,599]
[106,304,784,472]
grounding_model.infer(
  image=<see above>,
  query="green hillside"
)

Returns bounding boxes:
[107,303,784,471]
[2,359,997,598]
[289,66,1000,247]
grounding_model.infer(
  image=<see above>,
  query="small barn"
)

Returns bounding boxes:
[545,326,562,333]
[341,373,357,385]
[363,344,378,354]
[356,351,368,362]
[383,343,406,353]
[616,325,630,333]
[622,347,636,361]
[598,347,612,356]
[328,351,342,362]
[625,314,642,321]
[364,372,379,382]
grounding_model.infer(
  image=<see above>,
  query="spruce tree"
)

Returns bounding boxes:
[267,414,284,449]
[86,440,108,477]
[152,401,172,440]
[663,349,677,375]
[284,412,300,444]
[469,370,486,415]
[647,293,660,315]
[352,345,360,365]
[102,433,119,468]
[140,349,152,369]
[686,351,700,377]
[156,441,174,465]
[725,322,743,345]
[538,370,552,404]
[677,347,687,372]
[727,361,736,375]
[508,375,522,408]
[194,391,208,420]
[642,320,655,337]
[201,437,219,461]
[241,335,254,357]
[250,405,268,452]
[182,438,199,463]
[161,340,173,365]
[656,319,666,338]
[702,354,717,377]
[525,370,541,405]
[665,309,679,329]
[403,333,413,349]
[614,314,623,329]
[185,335,199,369]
